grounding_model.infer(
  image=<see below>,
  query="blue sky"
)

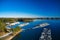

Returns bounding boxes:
[0,0,60,18]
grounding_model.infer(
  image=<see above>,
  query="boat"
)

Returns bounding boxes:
[19,23,29,27]
[39,28,52,40]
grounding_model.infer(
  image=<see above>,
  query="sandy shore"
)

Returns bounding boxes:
[4,30,22,40]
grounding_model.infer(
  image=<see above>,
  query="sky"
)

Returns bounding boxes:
[0,0,60,18]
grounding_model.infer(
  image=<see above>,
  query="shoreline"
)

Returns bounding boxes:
[5,22,28,40]
[4,22,29,40]
[4,29,22,40]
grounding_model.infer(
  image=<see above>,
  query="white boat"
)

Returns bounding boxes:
[40,23,50,27]
[32,23,50,29]
[19,23,29,27]
[39,28,52,40]
[9,22,20,26]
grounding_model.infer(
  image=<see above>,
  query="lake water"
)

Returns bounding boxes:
[12,20,60,40]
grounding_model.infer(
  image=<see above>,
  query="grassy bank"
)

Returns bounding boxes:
[5,29,22,40]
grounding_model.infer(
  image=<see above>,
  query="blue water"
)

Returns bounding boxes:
[12,20,60,40]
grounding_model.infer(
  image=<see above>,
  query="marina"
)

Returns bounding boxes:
[11,20,60,40]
